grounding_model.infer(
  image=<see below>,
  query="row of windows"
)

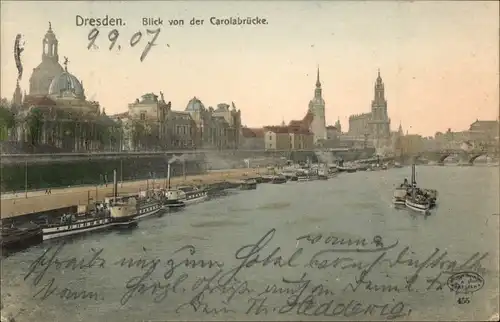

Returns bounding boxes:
[139,205,160,214]
[266,143,306,149]
[187,192,206,200]
[176,126,193,135]
[56,219,107,230]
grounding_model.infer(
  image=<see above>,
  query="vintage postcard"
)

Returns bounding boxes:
[1,1,499,321]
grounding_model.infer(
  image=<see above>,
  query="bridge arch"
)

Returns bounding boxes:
[468,153,487,164]
[439,153,453,163]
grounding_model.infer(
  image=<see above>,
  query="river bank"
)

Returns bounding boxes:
[0,168,260,219]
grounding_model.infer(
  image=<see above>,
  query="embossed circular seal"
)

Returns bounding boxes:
[447,271,484,294]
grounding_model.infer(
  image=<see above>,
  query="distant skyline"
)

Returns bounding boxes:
[1,1,498,136]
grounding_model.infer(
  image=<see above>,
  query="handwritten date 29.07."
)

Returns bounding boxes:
[87,28,161,62]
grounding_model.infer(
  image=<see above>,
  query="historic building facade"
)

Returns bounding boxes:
[125,92,170,150]
[185,97,241,150]
[114,95,241,151]
[468,119,499,146]
[8,23,119,152]
[240,127,265,150]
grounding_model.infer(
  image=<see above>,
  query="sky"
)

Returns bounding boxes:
[1,1,498,136]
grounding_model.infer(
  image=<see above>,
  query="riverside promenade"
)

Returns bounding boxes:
[0,168,261,219]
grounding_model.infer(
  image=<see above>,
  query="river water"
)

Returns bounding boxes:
[1,165,499,321]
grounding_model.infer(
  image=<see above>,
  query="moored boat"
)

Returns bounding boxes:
[1,224,43,254]
[178,185,209,203]
[42,202,137,240]
[163,185,208,207]
[106,193,162,221]
[297,175,310,182]
[162,189,187,209]
[42,169,138,240]
[327,172,339,178]
[161,163,206,208]
[260,175,274,183]
[271,175,287,184]
[240,178,258,190]
[337,165,357,173]
[280,171,298,181]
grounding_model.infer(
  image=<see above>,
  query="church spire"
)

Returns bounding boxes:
[316,65,321,88]
[314,65,322,99]
[12,80,22,106]
[373,68,385,102]
[376,68,383,85]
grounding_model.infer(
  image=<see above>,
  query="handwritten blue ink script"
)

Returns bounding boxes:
[7,228,492,321]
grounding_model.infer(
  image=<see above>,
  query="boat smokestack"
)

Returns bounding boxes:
[411,164,417,186]
[113,169,118,198]
[167,163,171,189]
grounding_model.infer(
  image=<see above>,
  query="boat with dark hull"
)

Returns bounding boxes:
[42,202,137,240]
[280,171,298,181]
[297,175,318,181]
[271,175,287,184]
[260,175,274,183]
[162,185,208,208]
[105,193,162,221]
[240,178,257,190]
[42,170,138,240]
[161,163,208,209]
[336,160,357,173]
[1,224,43,254]
[161,190,187,210]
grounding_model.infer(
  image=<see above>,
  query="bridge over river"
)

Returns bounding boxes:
[407,148,499,165]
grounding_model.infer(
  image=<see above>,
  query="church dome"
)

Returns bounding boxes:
[29,60,64,96]
[48,70,84,98]
[186,96,205,112]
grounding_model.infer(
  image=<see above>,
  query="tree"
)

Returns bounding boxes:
[131,120,145,150]
[0,103,15,141]
[26,108,43,145]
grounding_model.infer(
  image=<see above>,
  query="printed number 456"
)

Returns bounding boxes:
[457,297,470,304]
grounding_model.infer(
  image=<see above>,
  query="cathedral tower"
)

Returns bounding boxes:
[308,66,327,144]
[369,69,391,140]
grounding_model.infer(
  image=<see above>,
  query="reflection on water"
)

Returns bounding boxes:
[1,166,499,322]
[257,202,291,210]
[190,220,247,228]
